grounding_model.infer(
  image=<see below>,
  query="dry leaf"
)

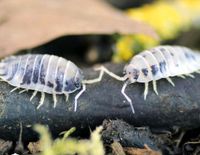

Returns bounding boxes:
[124,144,161,155]
[28,141,42,154]
[111,141,126,155]
[0,0,157,57]
[0,139,12,153]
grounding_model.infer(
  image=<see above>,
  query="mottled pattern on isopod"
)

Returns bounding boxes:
[66,45,200,114]
[101,45,200,114]
[0,54,83,94]
[125,46,200,83]
[0,54,88,111]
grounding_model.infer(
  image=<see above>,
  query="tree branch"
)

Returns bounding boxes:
[0,63,199,141]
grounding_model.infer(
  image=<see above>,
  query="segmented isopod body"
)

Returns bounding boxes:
[93,45,200,114]
[0,54,87,110]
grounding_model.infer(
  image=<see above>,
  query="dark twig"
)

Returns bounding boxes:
[0,63,200,140]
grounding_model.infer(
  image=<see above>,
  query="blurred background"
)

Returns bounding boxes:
[0,0,200,66]
[1,0,200,154]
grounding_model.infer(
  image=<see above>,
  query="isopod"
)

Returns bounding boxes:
[89,45,200,114]
[0,54,97,111]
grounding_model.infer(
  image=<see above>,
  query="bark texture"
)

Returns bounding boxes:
[0,63,199,141]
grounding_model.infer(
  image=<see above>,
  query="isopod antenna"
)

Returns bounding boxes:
[82,66,127,84]
[82,66,135,113]
[121,81,135,114]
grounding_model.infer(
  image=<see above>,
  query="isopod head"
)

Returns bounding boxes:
[123,65,140,83]
[63,69,84,93]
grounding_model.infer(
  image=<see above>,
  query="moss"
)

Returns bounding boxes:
[34,125,105,155]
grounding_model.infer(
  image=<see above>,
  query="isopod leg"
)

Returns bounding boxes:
[152,80,158,95]
[52,93,57,108]
[37,92,45,109]
[144,82,149,100]
[19,89,28,94]
[177,75,186,79]
[121,82,135,114]
[186,74,195,78]
[30,90,37,101]
[65,94,69,102]
[74,84,86,112]
[10,87,19,93]
[166,77,175,87]
[196,70,200,74]
[82,66,126,84]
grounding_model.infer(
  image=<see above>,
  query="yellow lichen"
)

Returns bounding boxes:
[127,1,187,40]
[34,125,105,155]
[113,0,200,62]
[113,34,158,62]
[176,0,200,25]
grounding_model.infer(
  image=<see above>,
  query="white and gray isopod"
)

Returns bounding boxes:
[0,54,96,111]
[90,45,200,114]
